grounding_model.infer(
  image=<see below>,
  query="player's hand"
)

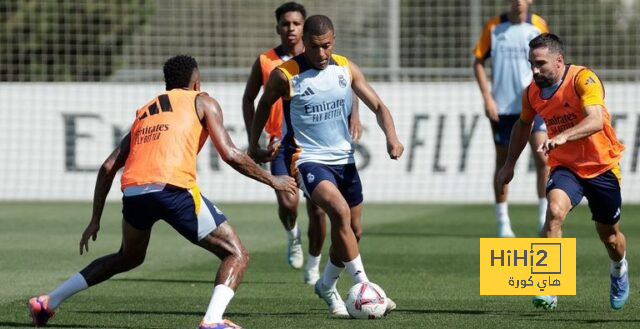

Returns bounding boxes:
[249,146,275,164]
[538,135,567,156]
[387,139,404,160]
[349,117,363,142]
[484,97,499,123]
[495,165,515,192]
[79,220,100,255]
[272,175,297,195]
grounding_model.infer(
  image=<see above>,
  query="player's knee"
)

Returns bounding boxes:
[547,201,568,223]
[599,231,620,248]
[278,199,298,217]
[118,250,146,270]
[237,245,250,268]
[353,228,362,242]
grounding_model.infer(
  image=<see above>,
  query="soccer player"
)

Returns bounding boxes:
[473,0,550,237]
[242,2,361,284]
[496,33,629,310]
[249,15,402,317]
[27,55,296,329]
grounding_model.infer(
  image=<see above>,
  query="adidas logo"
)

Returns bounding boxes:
[585,76,596,85]
[302,87,315,96]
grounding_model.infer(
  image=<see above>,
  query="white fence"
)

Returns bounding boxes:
[1,82,639,203]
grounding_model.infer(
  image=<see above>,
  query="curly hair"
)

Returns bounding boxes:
[163,55,198,90]
[275,2,306,22]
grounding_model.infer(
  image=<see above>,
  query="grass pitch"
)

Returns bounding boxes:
[0,202,639,328]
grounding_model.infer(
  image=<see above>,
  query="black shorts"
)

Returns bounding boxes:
[546,167,622,224]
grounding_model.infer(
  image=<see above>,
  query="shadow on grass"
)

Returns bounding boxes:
[113,278,293,285]
[366,231,488,238]
[75,309,307,317]
[0,322,127,328]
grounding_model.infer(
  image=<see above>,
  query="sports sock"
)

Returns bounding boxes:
[203,284,235,324]
[344,254,369,284]
[306,253,321,272]
[48,272,89,310]
[495,202,510,225]
[321,259,344,289]
[286,223,300,241]
[538,198,548,231]
[610,253,628,277]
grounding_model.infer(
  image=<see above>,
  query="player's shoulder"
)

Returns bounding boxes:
[330,53,349,67]
[529,13,549,32]
[483,14,504,29]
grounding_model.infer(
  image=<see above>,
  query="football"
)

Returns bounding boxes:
[345,281,388,319]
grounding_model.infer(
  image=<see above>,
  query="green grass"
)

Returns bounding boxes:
[1,202,639,328]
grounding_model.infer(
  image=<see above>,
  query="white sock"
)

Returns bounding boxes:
[48,273,89,310]
[306,253,321,271]
[344,254,369,284]
[286,223,300,241]
[495,202,510,225]
[203,284,235,324]
[611,254,628,277]
[538,198,548,231]
[321,259,344,289]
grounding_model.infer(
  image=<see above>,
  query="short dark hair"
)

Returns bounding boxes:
[529,33,565,56]
[275,2,306,22]
[163,55,198,90]
[303,15,334,37]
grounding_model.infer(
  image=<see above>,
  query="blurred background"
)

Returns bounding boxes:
[1,0,639,202]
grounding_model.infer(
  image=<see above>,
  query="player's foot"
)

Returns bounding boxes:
[497,224,515,238]
[532,295,557,310]
[385,297,397,315]
[314,280,349,318]
[610,271,629,310]
[198,319,243,329]
[28,295,55,327]
[287,235,304,269]
[304,267,320,285]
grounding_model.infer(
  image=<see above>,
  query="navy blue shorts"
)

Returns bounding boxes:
[546,167,622,224]
[122,185,227,243]
[297,162,363,207]
[270,145,296,176]
[491,114,546,145]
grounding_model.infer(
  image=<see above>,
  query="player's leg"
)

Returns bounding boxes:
[29,218,152,326]
[164,188,247,328]
[491,115,515,237]
[298,163,350,317]
[272,146,303,269]
[529,115,549,234]
[584,168,628,309]
[533,168,582,310]
[304,199,326,285]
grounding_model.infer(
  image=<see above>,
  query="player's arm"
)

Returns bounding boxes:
[349,91,362,141]
[248,69,289,162]
[473,57,498,122]
[472,20,498,122]
[80,132,131,255]
[539,70,605,154]
[496,93,535,189]
[349,59,403,159]
[197,93,296,194]
[242,58,263,143]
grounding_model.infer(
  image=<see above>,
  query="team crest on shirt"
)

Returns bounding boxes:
[338,75,347,88]
[307,173,315,183]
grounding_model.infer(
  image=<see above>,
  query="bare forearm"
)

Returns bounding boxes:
[242,98,256,143]
[375,106,399,141]
[249,100,271,150]
[225,149,274,187]
[90,167,117,223]
[473,60,492,101]
[558,115,602,142]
